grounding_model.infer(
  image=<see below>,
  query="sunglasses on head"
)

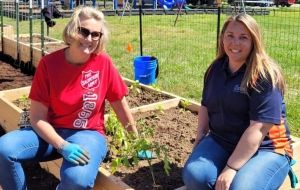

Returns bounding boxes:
[77,27,103,41]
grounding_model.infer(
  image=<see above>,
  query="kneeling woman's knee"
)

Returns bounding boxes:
[182,162,214,190]
[60,167,96,189]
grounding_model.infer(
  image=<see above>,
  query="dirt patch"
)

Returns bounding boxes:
[103,107,198,190]
[0,61,32,90]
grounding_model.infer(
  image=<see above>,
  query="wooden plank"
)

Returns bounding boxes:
[40,158,134,190]
[0,24,14,52]
[130,98,180,114]
[39,159,62,180]
[122,77,179,99]
[94,167,134,190]
[174,186,187,190]
[123,77,201,112]
[3,36,17,59]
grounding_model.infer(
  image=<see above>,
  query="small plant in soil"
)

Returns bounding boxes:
[129,80,142,95]
[106,112,171,187]
[180,99,191,112]
[13,95,31,128]
[155,105,165,114]
[13,94,30,111]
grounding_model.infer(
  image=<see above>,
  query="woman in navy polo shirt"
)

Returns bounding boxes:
[182,13,293,190]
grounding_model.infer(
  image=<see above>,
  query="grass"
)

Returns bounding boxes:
[1,7,300,136]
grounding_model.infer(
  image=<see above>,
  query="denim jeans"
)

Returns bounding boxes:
[182,135,290,190]
[0,127,107,190]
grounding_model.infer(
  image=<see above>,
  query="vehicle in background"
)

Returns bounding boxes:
[274,0,295,6]
[232,0,274,7]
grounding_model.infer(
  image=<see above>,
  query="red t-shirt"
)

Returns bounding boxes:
[29,48,128,135]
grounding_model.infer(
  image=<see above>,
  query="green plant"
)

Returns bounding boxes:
[156,105,165,114]
[180,99,191,112]
[129,80,142,95]
[13,94,30,111]
[106,112,171,186]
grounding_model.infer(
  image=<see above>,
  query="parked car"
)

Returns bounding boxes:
[230,0,274,7]
[275,0,295,6]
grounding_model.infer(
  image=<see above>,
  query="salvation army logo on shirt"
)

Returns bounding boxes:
[81,70,100,90]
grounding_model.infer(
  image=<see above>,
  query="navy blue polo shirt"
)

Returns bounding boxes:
[201,58,292,156]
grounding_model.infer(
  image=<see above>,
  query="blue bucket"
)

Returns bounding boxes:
[133,56,159,85]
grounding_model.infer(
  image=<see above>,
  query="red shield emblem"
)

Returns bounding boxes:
[81,70,100,90]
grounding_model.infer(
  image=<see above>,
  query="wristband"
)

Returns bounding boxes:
[226,163,238,172]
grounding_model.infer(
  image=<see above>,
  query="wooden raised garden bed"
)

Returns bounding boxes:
[0,24,14,52]
[31,41,67,67]
[2,33,63,66]
[102,98,200,190]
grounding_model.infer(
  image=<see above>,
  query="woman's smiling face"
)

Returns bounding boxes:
[223,21,253,68]
[73,17,102,55]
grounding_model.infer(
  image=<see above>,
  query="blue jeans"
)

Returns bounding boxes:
[0,127,107,190]
[182,135,290,190]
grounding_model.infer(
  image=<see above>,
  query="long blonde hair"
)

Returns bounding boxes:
[62,6,109,53]
[216,13,285,94]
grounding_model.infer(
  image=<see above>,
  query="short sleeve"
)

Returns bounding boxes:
[105,63,128,102]
[201,63,215,106]
[249,80,282,125]
[29,58,50,107]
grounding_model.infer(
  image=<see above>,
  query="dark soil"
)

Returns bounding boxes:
[103,107,198,190]
[0,60,33,90]
[0,56,194,190]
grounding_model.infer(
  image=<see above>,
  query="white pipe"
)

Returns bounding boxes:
[29,0,32,8]
[41,0,44,8]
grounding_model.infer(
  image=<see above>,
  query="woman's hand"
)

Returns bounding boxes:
[58,141,90,165]
[215,166,237,190]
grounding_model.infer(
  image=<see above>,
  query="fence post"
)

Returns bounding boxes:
[41,0,45,56]
[15,0,20,67]
[138,0,143,56]
[29,0,33,65]
[0,0,3,54]
[216,0,221,54]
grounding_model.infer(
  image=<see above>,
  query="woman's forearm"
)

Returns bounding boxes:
[31,120,65,149]
[30,99,65,149]
[110,97,138,136]
[226,121,272,170]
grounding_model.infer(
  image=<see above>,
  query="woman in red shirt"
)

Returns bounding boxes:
[0,6,137,190]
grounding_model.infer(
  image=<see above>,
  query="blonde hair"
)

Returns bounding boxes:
[63,6,109,53]
[216,13,285,94]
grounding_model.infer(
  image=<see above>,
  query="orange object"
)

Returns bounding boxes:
[126,43,133,53]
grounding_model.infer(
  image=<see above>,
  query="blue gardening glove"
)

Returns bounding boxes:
[137,150,157,160]
[58,141,90,165]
